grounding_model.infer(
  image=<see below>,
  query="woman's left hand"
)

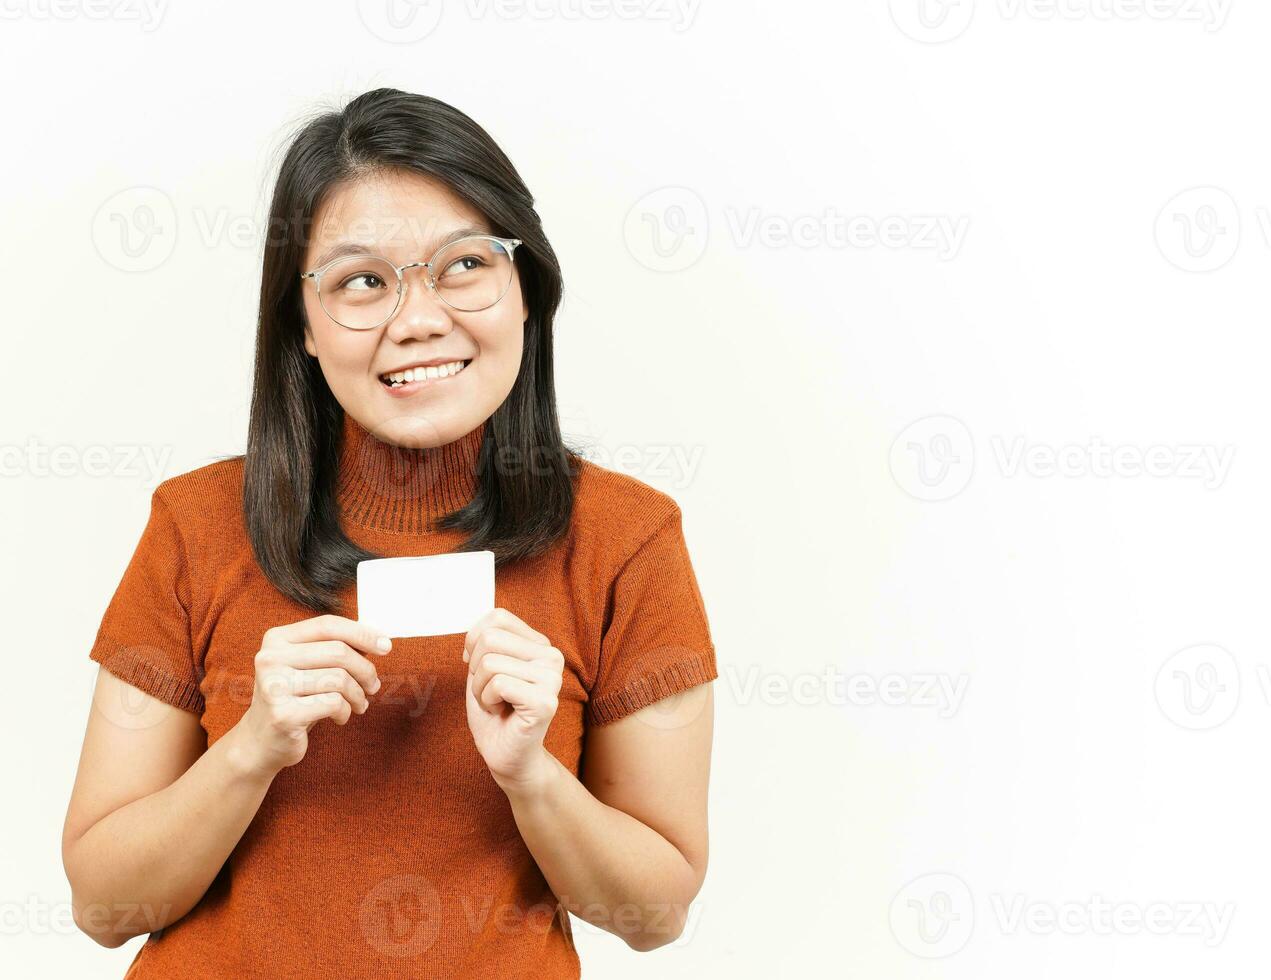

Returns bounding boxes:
[463,607,563,792]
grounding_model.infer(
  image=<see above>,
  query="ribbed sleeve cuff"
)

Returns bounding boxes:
[89,640,206,716]
[586,652,717,727]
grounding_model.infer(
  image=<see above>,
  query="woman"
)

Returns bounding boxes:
[62,87,718,978]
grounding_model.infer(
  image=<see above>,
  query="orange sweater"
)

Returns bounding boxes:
[87,411,718,978]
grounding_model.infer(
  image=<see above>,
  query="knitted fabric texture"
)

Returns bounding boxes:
[88,411,717,979]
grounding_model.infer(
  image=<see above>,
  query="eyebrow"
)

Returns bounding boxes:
[310,224,491,269]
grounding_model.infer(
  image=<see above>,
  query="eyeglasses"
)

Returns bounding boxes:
[299,234,523,330]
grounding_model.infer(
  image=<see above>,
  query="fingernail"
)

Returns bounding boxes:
[370,678,382,694]
[377,636,392,653]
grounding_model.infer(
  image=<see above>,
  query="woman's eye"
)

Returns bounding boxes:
[340,274,384,291]
[442,256,483,277]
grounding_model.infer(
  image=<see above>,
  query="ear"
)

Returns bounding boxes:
[522,297,529,324]
[303,320,317,358]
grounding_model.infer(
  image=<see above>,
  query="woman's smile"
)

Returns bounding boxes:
[377,357,473,397]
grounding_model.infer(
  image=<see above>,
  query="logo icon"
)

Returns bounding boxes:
[889,415,975,501]
[1154,186,1240,272]
[890,872,974,957]
[623,186,709,272]
[1155,643,1240,731]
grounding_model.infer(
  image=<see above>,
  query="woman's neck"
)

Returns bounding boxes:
[335,411,486,533]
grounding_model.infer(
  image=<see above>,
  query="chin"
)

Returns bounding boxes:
[378,416,448,449]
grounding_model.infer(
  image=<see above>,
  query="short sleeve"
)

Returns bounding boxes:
[87,489,205,715]
[588,506,718,726]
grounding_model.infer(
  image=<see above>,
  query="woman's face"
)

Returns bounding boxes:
[300,169,527,448]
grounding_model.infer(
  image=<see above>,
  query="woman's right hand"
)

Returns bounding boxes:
[232,614,393,777]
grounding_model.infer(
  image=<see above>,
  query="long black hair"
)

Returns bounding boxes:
[240,87,578,613]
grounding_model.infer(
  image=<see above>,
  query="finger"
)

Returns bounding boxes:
[470,655,543,691]
[288,667,371,713]
[286,691,353,727]
[471,653,553,708]
[462,611,498,659]
[467,628,554,675]
[463,608,548,659]
[477,673,538,712]
[283,641,381,695]
[268,614,393,658]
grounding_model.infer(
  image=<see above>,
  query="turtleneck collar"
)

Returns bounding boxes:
[335,411,486,533]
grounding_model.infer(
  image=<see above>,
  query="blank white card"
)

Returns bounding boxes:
[356,551,495,638]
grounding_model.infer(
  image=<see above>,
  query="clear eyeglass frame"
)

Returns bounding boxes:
[298,234,523,330]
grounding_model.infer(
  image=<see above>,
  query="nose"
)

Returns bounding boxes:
[385,264,452,342]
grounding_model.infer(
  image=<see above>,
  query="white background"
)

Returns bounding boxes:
[3,0,1267,976]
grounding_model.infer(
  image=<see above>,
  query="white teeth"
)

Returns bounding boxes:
[381,360,467,386]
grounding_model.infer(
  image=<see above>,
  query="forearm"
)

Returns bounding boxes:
[65,723,275,947]
[495,748,700,951]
